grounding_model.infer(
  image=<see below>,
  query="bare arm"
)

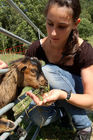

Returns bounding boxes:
[27,65,93,110]
[66,65,93,110]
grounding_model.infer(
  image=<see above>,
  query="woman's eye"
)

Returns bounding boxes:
[47,22,54,26]
[58,26,67,29]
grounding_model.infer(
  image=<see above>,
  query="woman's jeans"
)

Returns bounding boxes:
[28,64,92,130]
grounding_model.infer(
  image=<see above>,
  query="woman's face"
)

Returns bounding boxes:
[46,4,77,47]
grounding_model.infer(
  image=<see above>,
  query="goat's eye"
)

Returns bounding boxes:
[31,69,36,73]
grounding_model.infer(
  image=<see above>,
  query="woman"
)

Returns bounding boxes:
[26,0,93,139]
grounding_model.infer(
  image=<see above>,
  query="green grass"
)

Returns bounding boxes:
[0,53,24,64]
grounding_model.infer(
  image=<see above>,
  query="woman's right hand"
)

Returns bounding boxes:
[0,60,8,69]
[26,91,43,105]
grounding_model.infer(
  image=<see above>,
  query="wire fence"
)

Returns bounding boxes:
[0,44,26,54]
[0,0,44,139]
[0,93,40,140]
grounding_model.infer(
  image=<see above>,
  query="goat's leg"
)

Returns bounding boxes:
[0,117,15,133]
[0,109,15,133]
[6,109,26,137]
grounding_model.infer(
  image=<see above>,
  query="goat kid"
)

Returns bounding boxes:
[0,56,47,133]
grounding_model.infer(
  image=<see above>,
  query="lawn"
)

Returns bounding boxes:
[0,53,93,140]
[0,53,24,64]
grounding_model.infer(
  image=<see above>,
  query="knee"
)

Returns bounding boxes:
[42,64,62,82]
[42,64,73,91]
[42,64,58,75]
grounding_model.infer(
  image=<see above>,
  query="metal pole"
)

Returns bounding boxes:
[0,27,31,45]
[0,68,9,74]
[19,121,34,140]
[0,103,15,116]
[31,126,40,140]
[6,0,45,38]
[0,93,27,116]
[0,112,26,140]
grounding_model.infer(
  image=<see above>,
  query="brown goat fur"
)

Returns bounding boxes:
[0,56,47,133]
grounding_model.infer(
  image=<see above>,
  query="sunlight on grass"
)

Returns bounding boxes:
[0,53,24,64]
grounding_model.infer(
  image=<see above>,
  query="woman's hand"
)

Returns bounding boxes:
[41,89,61,105]
[26,91,43,105]
[0,60,8,69]
[26,89,66,106]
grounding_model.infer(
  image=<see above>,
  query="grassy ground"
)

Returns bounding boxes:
[0,53,93,140]
[0,53,24,64]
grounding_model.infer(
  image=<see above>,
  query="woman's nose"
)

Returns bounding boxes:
[51,29,57,36]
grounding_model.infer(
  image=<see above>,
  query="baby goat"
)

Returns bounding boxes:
[0,56,47,133]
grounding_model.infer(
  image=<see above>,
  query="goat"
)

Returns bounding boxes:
[0,56,47,133]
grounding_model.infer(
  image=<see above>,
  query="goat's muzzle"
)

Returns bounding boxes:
[38,74,48,87]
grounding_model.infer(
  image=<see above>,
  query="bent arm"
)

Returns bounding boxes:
[62,65,93,110]
[40,65,93,110]
[27,65,93,110]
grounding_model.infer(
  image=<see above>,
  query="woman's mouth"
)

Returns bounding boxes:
[51,38,59,41]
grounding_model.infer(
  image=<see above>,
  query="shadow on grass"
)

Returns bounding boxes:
[37,122,75,140]
[25,119,75,140]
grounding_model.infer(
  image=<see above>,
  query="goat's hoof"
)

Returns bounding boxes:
[17,127,27,137]
[0,118,15,133]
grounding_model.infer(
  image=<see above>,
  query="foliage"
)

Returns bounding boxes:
[79,0,93,39]
[0,0,93,49]
[0,0,47,49]
[78,18,93,39]
[87,35,93,46]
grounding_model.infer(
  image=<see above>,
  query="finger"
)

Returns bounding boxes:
[42,93,49,98]
[42,100,54,106]
[26,92,41,104]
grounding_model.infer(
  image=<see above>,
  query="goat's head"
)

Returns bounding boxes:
[11,57,47,89]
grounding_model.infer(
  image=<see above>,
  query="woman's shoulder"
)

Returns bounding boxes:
[76,38,93,68]
[28,37,48,48]
[25,40,41,57]
[30,40,41,48]
[78,37,84,46]
[40,37,48,47]
[78,37,93,53]
[25,37,47,57]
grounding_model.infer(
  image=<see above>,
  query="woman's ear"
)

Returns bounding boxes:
[73,18,81,29]
[75,18,81,25]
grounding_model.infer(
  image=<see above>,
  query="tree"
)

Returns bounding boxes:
[78,18,93,39]
[0,0,48,49]
[87,6,93,22]
[0,0,93,49]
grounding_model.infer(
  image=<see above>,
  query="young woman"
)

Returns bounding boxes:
[26,0,93,139]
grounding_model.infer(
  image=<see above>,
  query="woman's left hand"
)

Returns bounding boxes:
[41,89,61,105]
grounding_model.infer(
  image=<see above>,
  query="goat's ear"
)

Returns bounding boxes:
[16,62,27,72]
[20,66,27,72]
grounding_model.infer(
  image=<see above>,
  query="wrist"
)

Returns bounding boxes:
[59,89,72,101]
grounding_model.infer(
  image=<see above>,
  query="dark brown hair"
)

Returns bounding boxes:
[44,0,81,64]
